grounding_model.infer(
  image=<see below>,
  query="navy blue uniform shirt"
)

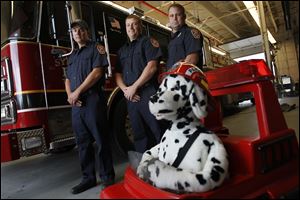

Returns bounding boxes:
[166,24,203,69]
[66,41,108,95]
[116,35,162,86]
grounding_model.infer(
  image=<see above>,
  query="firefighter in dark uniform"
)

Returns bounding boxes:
[65,19,115,194]
[115,15,162,153]
[166,3,204,70]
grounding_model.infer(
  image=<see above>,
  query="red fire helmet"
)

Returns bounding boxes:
[159,62,216,112]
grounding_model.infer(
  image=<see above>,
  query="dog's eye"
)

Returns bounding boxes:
[171,85,180,91]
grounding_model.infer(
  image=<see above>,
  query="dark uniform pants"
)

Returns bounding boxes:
[127,85,162,153]
[72,92,115,183]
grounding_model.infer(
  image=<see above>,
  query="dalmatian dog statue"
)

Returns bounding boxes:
[137,62,229,193]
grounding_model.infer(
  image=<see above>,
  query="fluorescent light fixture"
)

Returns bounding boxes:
[243,1,276,44]
[234,52,266,62]
[210,47,226,56]
[100,1,171,31]
[101,1,129,14]
[157,22,172,31]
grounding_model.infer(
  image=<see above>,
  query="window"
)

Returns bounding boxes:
[83,2,104,44]
[81,3,95,41]
[104,13,127,54]
[42,1,70,47]
[9,1,39,39]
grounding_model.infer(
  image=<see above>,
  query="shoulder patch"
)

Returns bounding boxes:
[96,44,106,55]
[150,37,160,48]
[191,28,201,39]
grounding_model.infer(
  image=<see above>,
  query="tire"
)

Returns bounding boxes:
[112,97,135,155]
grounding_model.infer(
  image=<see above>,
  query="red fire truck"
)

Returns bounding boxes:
[1,1,235,162]
[101,60,299,199]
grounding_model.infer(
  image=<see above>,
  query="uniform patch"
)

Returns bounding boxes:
[150,37,160,48]
[191,28,201,39]
[96,44,106,55]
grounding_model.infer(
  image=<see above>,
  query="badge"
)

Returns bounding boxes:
[96,44,106,55]
[150,37,160,48]
[191,28,201,39]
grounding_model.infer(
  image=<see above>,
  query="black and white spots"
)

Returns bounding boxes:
[173,94,180,101]
[203,139,214,154]
[137,69,229,193]
[196,174,207,185]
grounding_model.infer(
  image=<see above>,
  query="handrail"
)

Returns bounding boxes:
[61,1,74,58]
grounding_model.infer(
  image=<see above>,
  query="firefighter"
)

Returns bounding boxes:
[166,3,204,70]
[115,15,163,153]
[65,19,115,194]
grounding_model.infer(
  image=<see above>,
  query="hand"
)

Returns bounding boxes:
[123,93,140,102]
[67,90,80,106]
[131,94,141,102]
[123,85,140,102]
[124,85,137,101]
[75,100,82,107]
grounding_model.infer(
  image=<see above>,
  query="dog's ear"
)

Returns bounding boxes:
[189,83,208,119]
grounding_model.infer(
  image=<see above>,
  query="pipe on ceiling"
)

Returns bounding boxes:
[139,1,168,17]
[138,1,224,45]
[197,1,240,39]
[232,2,252,27]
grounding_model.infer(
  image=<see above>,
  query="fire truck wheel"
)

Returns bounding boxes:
[112,98,135,155]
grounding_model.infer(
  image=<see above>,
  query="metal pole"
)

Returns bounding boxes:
[61,1,74,58]
[257,1,272,73]
[102,12,112,77]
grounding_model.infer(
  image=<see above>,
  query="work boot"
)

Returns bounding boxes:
[71,180,97,194]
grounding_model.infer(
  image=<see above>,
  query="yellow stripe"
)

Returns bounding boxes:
[176,63,184,73]
[201,80,209,90]
[14,89,66,95]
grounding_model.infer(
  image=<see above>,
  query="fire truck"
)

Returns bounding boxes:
[101,60,299,199]
[1,1,235,162]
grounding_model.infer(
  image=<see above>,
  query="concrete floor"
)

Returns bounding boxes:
[1,148,129,199]
[223,96,299,141]
[1,96,299,199]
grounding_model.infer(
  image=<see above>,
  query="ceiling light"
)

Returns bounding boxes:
[243,1,276,44]
[210,47,226,56]
[157,22,172,31]
[128,6,144,16]
[101,1,129,14]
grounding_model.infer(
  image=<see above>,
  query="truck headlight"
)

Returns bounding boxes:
[21,136,43,150]
[1,106,5,118]
[1,99,16,125]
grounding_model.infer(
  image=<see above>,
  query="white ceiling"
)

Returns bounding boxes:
[220,35,263,58]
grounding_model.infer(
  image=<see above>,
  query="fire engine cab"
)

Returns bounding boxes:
[100,59,299,199]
